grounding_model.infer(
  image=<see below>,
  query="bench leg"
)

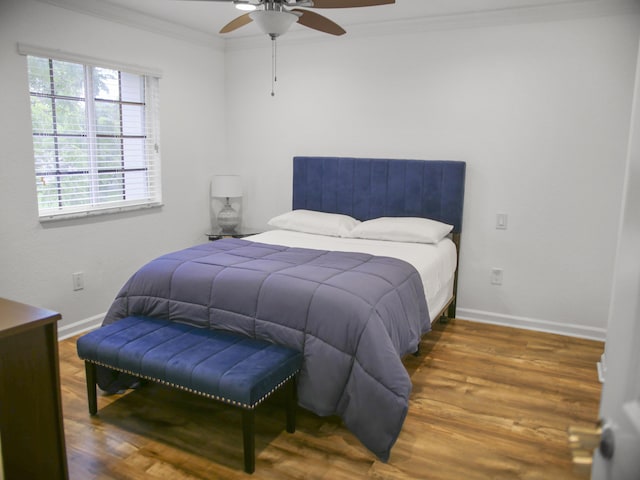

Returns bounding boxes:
[241,409,255,474]
[85,361,98,415]
[285,378,297,434]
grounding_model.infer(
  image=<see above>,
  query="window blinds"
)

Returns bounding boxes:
[20,45,162,221]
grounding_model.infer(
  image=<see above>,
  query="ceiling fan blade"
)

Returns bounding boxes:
[292,9,345,36]
[307,0,394,8]
[219,13,253,33]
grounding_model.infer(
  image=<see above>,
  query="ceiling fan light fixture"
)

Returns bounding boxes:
[249,10,298,37]
[234,1,257,11]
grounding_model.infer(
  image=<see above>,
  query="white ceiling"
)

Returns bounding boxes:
[64,0,613,38]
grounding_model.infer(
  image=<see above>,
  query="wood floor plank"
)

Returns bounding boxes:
[59,319,603,479]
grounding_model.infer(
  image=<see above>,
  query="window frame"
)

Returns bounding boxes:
[19,44,163,222]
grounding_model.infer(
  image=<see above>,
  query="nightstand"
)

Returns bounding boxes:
[206,230,259,241]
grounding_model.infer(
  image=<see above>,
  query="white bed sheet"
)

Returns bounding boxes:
[245,230,457,322]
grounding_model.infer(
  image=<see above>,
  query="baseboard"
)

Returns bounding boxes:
[57,313,104,340]
[58,309,607,342]
[456,308,606,342]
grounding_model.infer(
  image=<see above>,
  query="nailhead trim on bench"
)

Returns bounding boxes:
[83,358,298,410]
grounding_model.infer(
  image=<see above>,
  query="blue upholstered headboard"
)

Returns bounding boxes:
[292,157,466,234]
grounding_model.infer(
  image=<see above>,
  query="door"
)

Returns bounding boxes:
[591,36,640,480]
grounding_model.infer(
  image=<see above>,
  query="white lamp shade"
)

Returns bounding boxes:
[249,10,298,37]
[211,175,242,198]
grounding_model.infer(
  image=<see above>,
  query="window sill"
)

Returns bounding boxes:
[39,202,163,223]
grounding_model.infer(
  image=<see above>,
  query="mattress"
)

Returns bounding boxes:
[246,230,457,321]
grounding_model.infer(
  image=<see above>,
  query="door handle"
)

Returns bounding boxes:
[568,420,615,474]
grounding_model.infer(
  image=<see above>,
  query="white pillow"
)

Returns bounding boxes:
[267,209,360,237]
[349,217,453,244]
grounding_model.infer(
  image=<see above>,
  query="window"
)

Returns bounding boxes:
[25,51,161,220]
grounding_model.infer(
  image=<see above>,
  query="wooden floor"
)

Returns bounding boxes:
[59,319,603,479]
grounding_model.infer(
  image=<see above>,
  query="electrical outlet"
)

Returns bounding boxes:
[72,272,84,291]
[491,268,503,285]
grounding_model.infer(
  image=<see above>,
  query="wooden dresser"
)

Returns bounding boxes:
[0,298,68,479]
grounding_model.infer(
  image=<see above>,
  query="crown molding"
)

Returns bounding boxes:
[34,0,639,53]
[355,0,640,36]
[35,0,224,50]
[225,0,640,52]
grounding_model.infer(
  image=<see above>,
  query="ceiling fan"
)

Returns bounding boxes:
[189,0,396,38]
[184,0,395,95]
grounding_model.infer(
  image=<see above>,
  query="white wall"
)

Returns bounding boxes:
[225,11,640,339]
[0,0,226,334]
[1,1,637,340]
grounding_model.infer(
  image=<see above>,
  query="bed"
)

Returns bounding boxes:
[99,156,466,462]
[290,155,464,319]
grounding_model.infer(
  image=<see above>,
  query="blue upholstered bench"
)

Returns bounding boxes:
[76,316,302,474]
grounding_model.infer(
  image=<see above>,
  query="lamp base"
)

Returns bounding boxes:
[217,202,239,234]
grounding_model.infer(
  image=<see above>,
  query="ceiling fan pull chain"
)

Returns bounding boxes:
[271,35,277,97]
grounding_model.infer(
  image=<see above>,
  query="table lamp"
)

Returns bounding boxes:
[211,175,242,234]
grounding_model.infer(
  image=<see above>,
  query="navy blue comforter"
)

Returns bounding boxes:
[103,238,430,461]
